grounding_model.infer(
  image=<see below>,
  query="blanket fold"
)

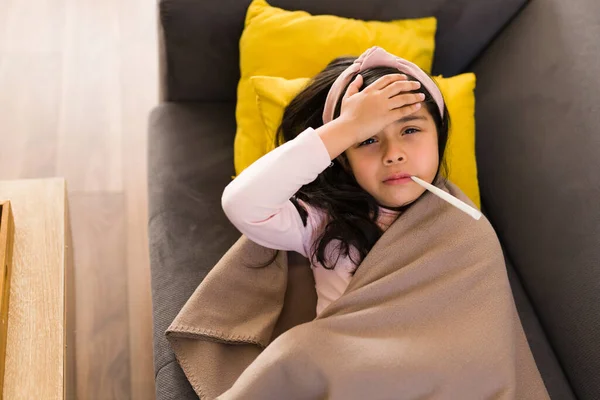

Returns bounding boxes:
[166,179,549,400]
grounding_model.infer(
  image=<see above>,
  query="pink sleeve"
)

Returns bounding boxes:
[221,127,331,258]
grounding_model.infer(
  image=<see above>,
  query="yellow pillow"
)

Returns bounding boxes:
[235,0,437,175]
[250,74,481,209]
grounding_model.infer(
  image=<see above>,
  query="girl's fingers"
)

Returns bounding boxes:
[365,74,408,92]
[389,92,426,110]
[391,102,423,120]
[382,80,421,98]
[343,74,363,100]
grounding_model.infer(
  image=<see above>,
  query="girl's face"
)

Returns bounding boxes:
[344,107,439,208]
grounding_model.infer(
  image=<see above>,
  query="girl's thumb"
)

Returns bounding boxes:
[344,74,362,99]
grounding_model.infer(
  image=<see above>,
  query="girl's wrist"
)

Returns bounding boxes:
[315,117,359,160]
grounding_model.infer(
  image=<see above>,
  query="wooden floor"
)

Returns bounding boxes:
[0,0,158,398]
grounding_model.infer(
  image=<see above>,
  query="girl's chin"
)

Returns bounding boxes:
[376,196,418,210]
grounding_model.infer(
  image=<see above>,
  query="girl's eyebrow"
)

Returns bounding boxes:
[396,115,427,124]
[358,115,429,146]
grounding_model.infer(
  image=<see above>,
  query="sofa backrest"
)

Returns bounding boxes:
[157,0,527,102]
[471,0,600,397]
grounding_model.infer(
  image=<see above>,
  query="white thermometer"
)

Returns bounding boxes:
[410,176,482,220]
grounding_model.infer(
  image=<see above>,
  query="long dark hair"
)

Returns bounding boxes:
[257,57,451,274]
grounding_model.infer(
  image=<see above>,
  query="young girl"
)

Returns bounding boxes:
[222,46,450,316]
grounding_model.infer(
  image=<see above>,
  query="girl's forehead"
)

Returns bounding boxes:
[394,108,434,124]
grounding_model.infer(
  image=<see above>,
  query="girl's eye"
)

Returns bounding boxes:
[359,138,377,147]
[404,128,419,135]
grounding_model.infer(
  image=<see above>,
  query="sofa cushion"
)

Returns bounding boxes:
[148,102,240,388]
[158,0,528,102]
[148,103,576,400]
[471,0,600,397]
[155,361,198,400]
[503,250,577,400]
[148,102,576,399]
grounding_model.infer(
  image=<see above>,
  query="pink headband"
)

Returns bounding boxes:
[322,46,444,124]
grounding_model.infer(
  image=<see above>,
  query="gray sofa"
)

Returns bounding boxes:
[148,0,600,399]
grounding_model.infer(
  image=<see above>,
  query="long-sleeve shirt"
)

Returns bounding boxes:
[222,127,400,316]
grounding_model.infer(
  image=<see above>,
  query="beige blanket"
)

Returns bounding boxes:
[166,179,550,399]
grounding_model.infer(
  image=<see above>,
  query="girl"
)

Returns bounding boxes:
[222,46,451,316]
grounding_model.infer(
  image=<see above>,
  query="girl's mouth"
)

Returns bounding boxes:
[383,176,412,185]
[383,173,413,184]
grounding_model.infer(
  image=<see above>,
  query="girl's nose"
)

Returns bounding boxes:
[384,142,406,164]
[385,156,404,164]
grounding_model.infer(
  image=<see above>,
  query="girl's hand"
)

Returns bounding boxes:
[337,74,425,144]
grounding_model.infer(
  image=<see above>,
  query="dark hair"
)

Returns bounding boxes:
[258,56,451,274]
